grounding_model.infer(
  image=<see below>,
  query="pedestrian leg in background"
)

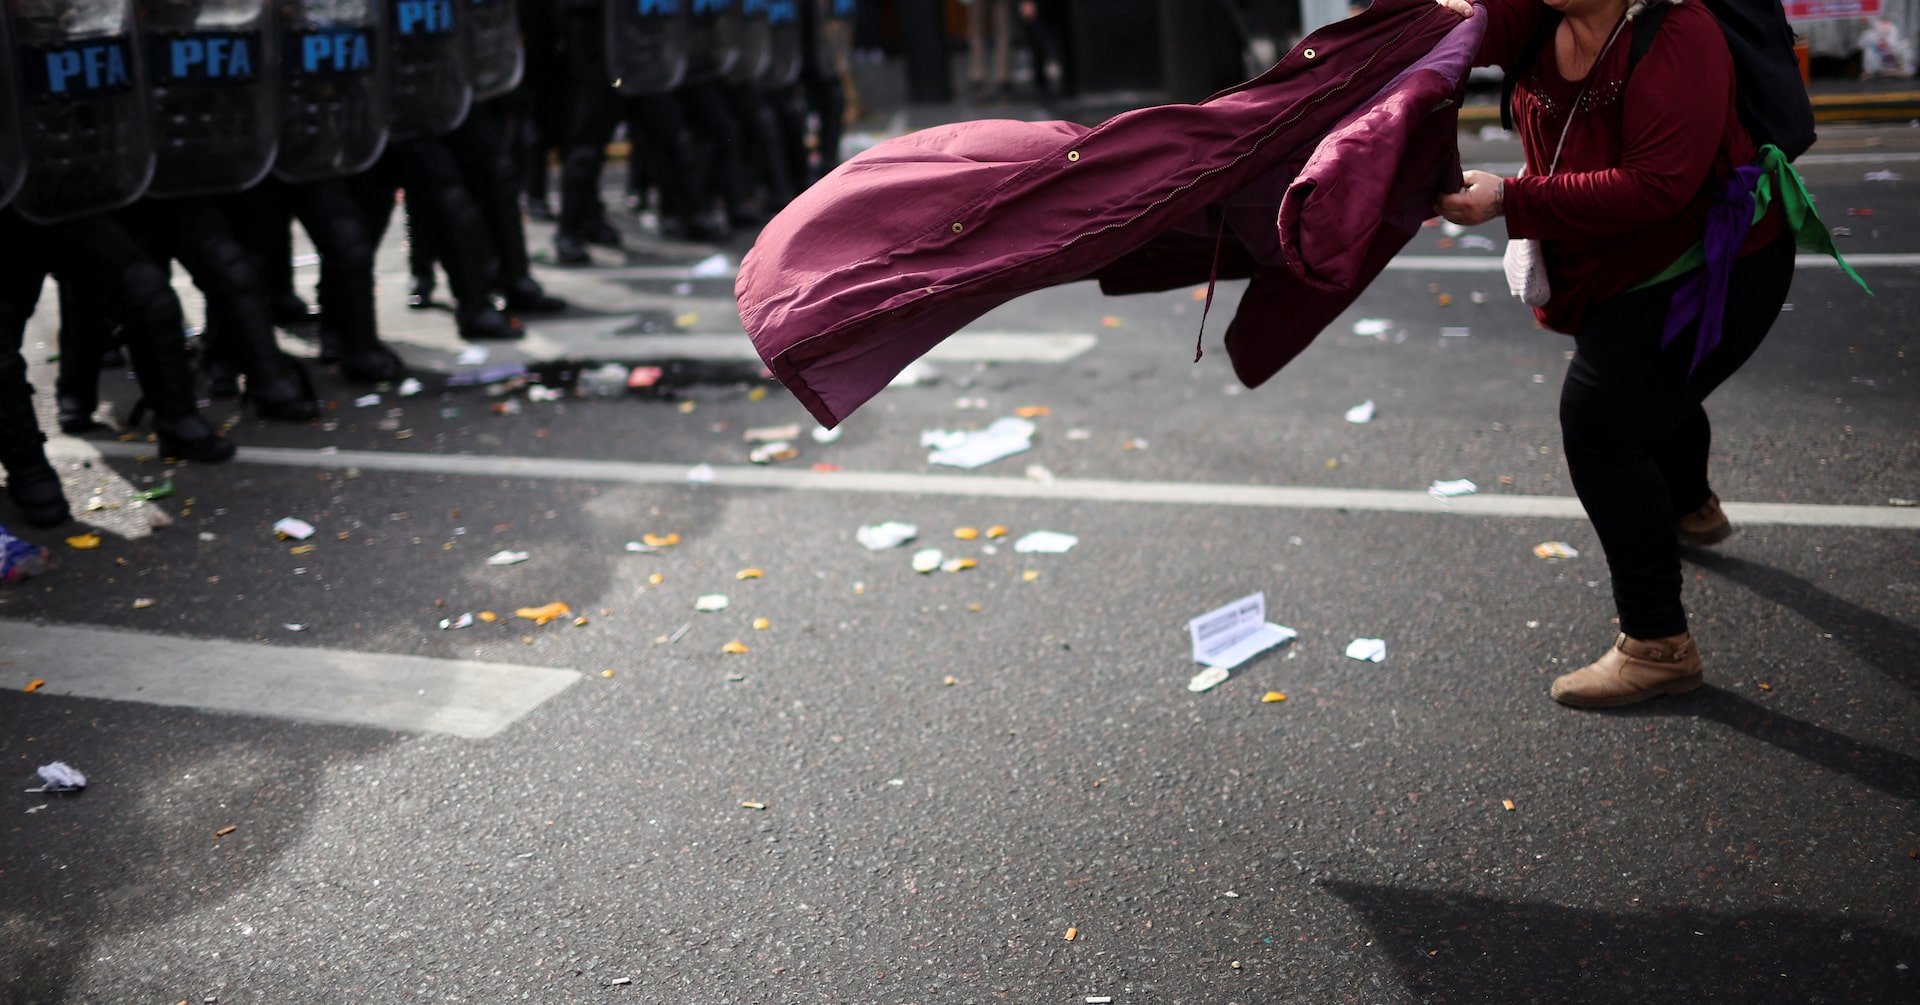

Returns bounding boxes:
[443,98,568,315]
[0,215,70,527]
[1550,233,1796,708]
[42,214,236,464]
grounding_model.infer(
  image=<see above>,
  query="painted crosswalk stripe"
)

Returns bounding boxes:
[61,441,1920,532]
[1,620,581,739]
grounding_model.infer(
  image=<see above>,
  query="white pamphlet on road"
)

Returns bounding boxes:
[1188,592,1297,671]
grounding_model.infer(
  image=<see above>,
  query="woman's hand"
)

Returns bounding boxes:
[1435,169,1504,227]
[1434,0,1473,16]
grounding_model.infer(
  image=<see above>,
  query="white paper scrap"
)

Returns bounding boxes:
[686,463,717,483]
[456,347,490,365]
[1188,666,1231,693]
[911,548,943,573]
[857,522,917,550]
[398,377,424,397]
[31,762,86,792]
[487,550,530,566]
[1188,592,1298,670]
[1428,478,1478,498]
[354,393,381,408]
[273,517,316,540]
[1346,638,1387,663]
[439,613,474,630]
[744,424,801,443]
[1352,318,1393,337]
[1344,400,1376,424]
[926,417,1035,469]
[695,594,730,612]
[1013,530,1077,554]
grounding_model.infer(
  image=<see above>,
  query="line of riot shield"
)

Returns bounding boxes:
[142,0,279,198]
[807,0,852,81]
[274,0,390,182]
[8,0,155,224]
[723,0,768,87]
[387,0,469,138]
[757,0,799,88]
[465,0,519,101]
[606,0,688,97]
[684,0,741,83]
[0,5,27,209]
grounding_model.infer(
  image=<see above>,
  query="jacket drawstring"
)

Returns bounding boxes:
[1194,210,1227,362]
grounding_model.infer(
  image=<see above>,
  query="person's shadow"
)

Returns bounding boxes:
[1615,551,1920,803]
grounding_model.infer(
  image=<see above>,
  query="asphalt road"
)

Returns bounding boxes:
[2,124,1916,1004]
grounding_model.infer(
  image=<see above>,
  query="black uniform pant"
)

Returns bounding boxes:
[361,137,501,315]
[1560,231,1796,639]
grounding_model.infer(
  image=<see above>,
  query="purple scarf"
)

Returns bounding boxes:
[1661,163,1762,374]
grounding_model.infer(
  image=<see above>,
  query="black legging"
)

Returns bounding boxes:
[1559,230,1796,639]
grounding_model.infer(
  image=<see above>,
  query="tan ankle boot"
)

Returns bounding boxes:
[1677,494,1733,547]
[1551,633,1703,708]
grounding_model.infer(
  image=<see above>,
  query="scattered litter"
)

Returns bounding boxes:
[274,517,316,540]
[691,253,731,277]
[1064,926,1080,940]
[736,568,763,580]
[1262,691,1288,703]
[527,384,563,402]
[695,594,730,612]
[1025,464,1055,483]
[601,669,615,678]
[1502,799,1516,811]
[1189,592,1298,673]
[674,311,700,328]
[1532,541,1580,559]
[745,424,801,442]
[941,557,977,573]
[23,679,44,692]
[686,464,716,483]
[440,613,475,630]
[65,533,102,550]
[282,623,308,633]
[1087,998,1114,1004]
[1100,315,1123,328]
[1478,125,1512,141]
[1437,292,1453,306]
[609,976,633,986]
[478,611,498,622]
[1832,226,1852,238]
[138,479,174,501]
[677,400,697,413]
[889,360,938,387]
[1428,479,1477,498]
[131,598,155,609]
[1014,405,1050,418]
[1440,326,1471,337]
[354,393,380,408]
[1864,170,1902,182]
[26,762,86,794]
[1891,497,1918,507]
[1188,666,1231,692]
[487,550,530,566]
[625,541,659,553]
[985,525,1008,539]
[516,602,572,625]
[456,347,491,365]
[953,527,981,540]
[647,574,664,586]
[1066,428,1091,440]
[1848,207,1875,217]
[812,463,841,472]
[1470,290,1487,303]
[1352,318,1393,337]
[642,533,681,547]
[1458,234,1496,251]
[911,548,943,573]
[926,417,1035,469]
[1122,438,1149,450]
[215,825,237,837]
[1344,400,1376,424]
[1022,570,1040,582]
[721,640,750,654]
[954,396,989,410]
[398,377,424,397]
[811,425,842,443]
[858,522,917,550]
[1346,638,1388,663]
[752,617,770,630]
[1014,530,1078,554]
[748,441,798,464]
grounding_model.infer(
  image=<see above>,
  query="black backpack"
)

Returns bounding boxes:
[1499,0,1816,161]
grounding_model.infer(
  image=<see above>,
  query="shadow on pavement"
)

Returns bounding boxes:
[1325,880,1916,1003]
[0,693,398,1003]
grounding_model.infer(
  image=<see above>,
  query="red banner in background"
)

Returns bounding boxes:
[1785,0,1882,22]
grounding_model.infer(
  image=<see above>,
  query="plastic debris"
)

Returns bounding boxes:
[745,424,800,442]
[1189,592,1298,672]
[686,464,717,483]
[1021,570,1040,582]
[954,396,989,410]
[941,557,977,573]
[398,377,424,397]
[26,762,86,794]
[812,463,841,472]
[440,613,475,630]
[1437,292,1453,306]
[1344,400,1376,424]
[1262,691,1288,703]
[621,366,662,389]
[736,568,763,580]
[215,825,237,837]
[132,598,155,609]
[925,416,1035,469]
[811,425,842,443]
[23,679,44,692]
[1122,438,1149,450]
[1533,541,1580,559]
[1088,998,1114,1004]
[1502,799,1516,811]
[677,400,697,414]
[137,479,174,501]
[1014,405,1050,418]
[642,533,681,547]
[487,550,530,566]
[648,574,664,586]
[953,527,980,540]
[274,517,316,540]
[1428,479,1477,498]
[516,602,572,625]
[911,548,943,573]
[354,393,380,408]
[695,594,730,612]
[1065,926,1080,940]
[749,441,798,464]
[283,623,309,632]
[1353,318,1393,336]
[1440,326,1471,337]
[857,521,917,550]
[752,617,770,630]
[1065,428,1092,440]
[722,640,750,654]
[1346,638,1388,663]
[65,532,102,550]
[478,611,499,622]
[1188,666,1231,692]
[144,507,174,530]
[986,525,1009,539]
[691,253,731,277]
[1478,125,1512,141]
[528,384,563,402]
[1864,170,1902,182]
[1013,530,1077,554]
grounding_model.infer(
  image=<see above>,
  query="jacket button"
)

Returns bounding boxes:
[951,222,964,233]
[1067,150,1080,162]
[1303,47,1317,59]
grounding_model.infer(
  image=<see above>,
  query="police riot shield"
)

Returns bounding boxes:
[142,0,278,197]
[684,0,740,83]
[0,5,27,209]
[275,0,388,182]
[757,0,798,88]
[388,0,468,138]
[465,0,518,100]
[807,0,852,82]
[723,0,767,87]
[606,0,687,97]
[9,0,154,223]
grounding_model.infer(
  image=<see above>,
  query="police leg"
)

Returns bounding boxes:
[0,215,70,527]
[296,177,406,384]
[446,99,566,314]
[394,137,518,341]
[628,93,724,243]
[53,279,118,434]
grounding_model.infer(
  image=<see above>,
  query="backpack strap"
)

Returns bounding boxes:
[1628,2,1670,67]
[1500,9,1562,131]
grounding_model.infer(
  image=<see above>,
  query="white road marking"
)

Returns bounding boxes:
[1387,253,1920,272]
[510,326,1099,364]
[0,620,581,739]
[67,442,1920,531]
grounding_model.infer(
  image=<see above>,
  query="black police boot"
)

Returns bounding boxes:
[123,332,237,464]
[54,348,105,434]
[244,354,321,423]
[408,271,436,309]
[456,306,522,341]
[582,216,623,248]
[554,232,591,265]
[271,292,317,326]
[0,362,72,527]
[502,276,567,315]
[526,198,555,222]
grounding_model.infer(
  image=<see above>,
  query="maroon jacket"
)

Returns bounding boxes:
[738,0,1484,427]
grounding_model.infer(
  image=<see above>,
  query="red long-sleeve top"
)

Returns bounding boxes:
[1476,0,1781,333]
